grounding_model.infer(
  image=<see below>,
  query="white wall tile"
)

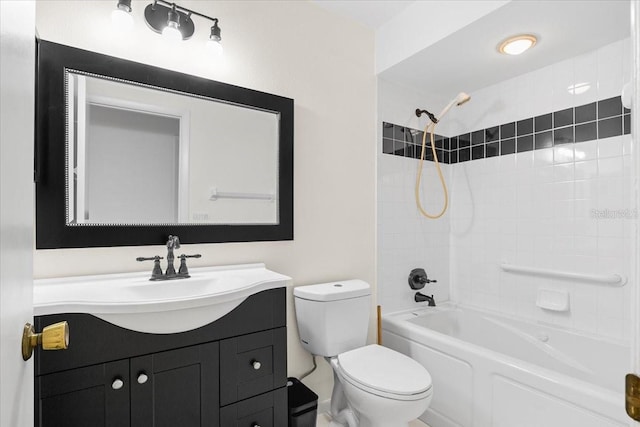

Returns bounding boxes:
[533,148,554,168]
[597,136,624,158]
[552,58,575,112]
[573,50,598,106]
[553,145,576,164]
[553,163,574,182]
[574,140,598,161]
[574,160,598,180]
[597,40,624,101]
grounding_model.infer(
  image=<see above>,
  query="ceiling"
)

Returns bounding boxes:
[311,0,412,29]
[314,0,631,98]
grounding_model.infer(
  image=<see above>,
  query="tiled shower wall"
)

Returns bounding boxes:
[377,79,451,314]
[448,38,634,341]
[450,135,633,340]
[378,38,634,341]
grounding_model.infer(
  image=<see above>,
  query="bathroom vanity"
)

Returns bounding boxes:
[33,264,289,427]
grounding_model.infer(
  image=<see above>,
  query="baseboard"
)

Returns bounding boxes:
[317,398,331,416]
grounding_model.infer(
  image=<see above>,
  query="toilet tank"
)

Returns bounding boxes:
[293,280,371,357]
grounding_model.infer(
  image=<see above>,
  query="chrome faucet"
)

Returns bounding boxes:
[136,235,202,281]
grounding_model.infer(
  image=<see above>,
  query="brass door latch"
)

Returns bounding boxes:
[22,321,69,361]
[627,373,640,421]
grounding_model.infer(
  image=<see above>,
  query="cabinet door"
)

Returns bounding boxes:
[130,341,219,427]
[220,328,287,406]
[37,359,130,427]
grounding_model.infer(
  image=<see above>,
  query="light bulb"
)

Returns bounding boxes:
[162,22,182,42]
[498,35,537,56]
[503,39,533,55]
[111,8,133,31]
[206,39,223,57]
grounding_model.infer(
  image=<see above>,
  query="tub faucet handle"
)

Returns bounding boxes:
[408,268,436,289]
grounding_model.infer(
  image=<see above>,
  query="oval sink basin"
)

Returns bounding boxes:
[34,263,291,333]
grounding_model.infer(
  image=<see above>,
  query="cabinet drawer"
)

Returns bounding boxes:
[220,387,287,427]
[220,327,286,405]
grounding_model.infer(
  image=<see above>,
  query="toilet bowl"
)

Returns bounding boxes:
[331,344,432,427]
[293,280,433,427]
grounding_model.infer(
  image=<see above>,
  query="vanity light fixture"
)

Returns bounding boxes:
[498,34,537,55]
[161,4,183,42]
[206,20,223,56]
[112,0,223,54]
[111,0,134,31]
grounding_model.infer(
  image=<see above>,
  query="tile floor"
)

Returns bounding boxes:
[316,413,430,426]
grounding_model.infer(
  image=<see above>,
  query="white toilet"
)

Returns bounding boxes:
[294,280,433,427]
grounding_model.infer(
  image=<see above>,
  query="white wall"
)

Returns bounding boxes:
[86,106,180,223]
[448,38,634,341]
[34,0,376,402]
[376,0,509,73]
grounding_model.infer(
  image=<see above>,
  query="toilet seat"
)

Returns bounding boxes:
[335,344,433,401]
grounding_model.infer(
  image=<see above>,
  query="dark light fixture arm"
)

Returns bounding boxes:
[152,0,219,25]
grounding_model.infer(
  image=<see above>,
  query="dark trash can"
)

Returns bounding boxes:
[287,377,318,427]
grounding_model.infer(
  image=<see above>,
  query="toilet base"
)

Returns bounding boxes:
[327,413,412,427]
[327,356,431,427]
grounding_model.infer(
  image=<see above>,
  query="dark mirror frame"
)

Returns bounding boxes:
[35,40,293,249]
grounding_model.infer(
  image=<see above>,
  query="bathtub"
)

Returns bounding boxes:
[382,303,629,427]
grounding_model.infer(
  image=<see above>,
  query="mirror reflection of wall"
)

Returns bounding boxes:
[67,71,280,226]
[84,105,180,224]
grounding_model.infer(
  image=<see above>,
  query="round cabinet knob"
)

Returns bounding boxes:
[251,360,261,370]
[137,373,149,384]
[252,424,261,427]
[112,378,124,390]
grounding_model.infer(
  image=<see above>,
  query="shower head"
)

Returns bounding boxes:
[416,92,471,125]
[455,92,471,106]
[436,92,471,121]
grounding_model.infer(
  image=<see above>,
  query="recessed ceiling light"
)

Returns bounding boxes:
[498,34,537,55]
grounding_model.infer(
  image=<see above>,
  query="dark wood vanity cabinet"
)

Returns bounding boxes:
[34,288,287,427]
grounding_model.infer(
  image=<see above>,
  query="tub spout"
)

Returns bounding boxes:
[415,292,436,306]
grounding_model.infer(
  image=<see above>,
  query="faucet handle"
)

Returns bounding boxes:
[408,268,438,289]
[178,254,201,277]
[136,256,164,280]
[136,256,163,262]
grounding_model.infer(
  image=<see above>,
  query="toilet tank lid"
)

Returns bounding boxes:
[293,279,370,302]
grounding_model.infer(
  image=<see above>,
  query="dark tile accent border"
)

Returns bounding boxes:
[381,125,448,162]
[382,96,630,164]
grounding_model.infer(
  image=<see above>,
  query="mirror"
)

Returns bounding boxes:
[36,40,293,248]
[67,71,279,225]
